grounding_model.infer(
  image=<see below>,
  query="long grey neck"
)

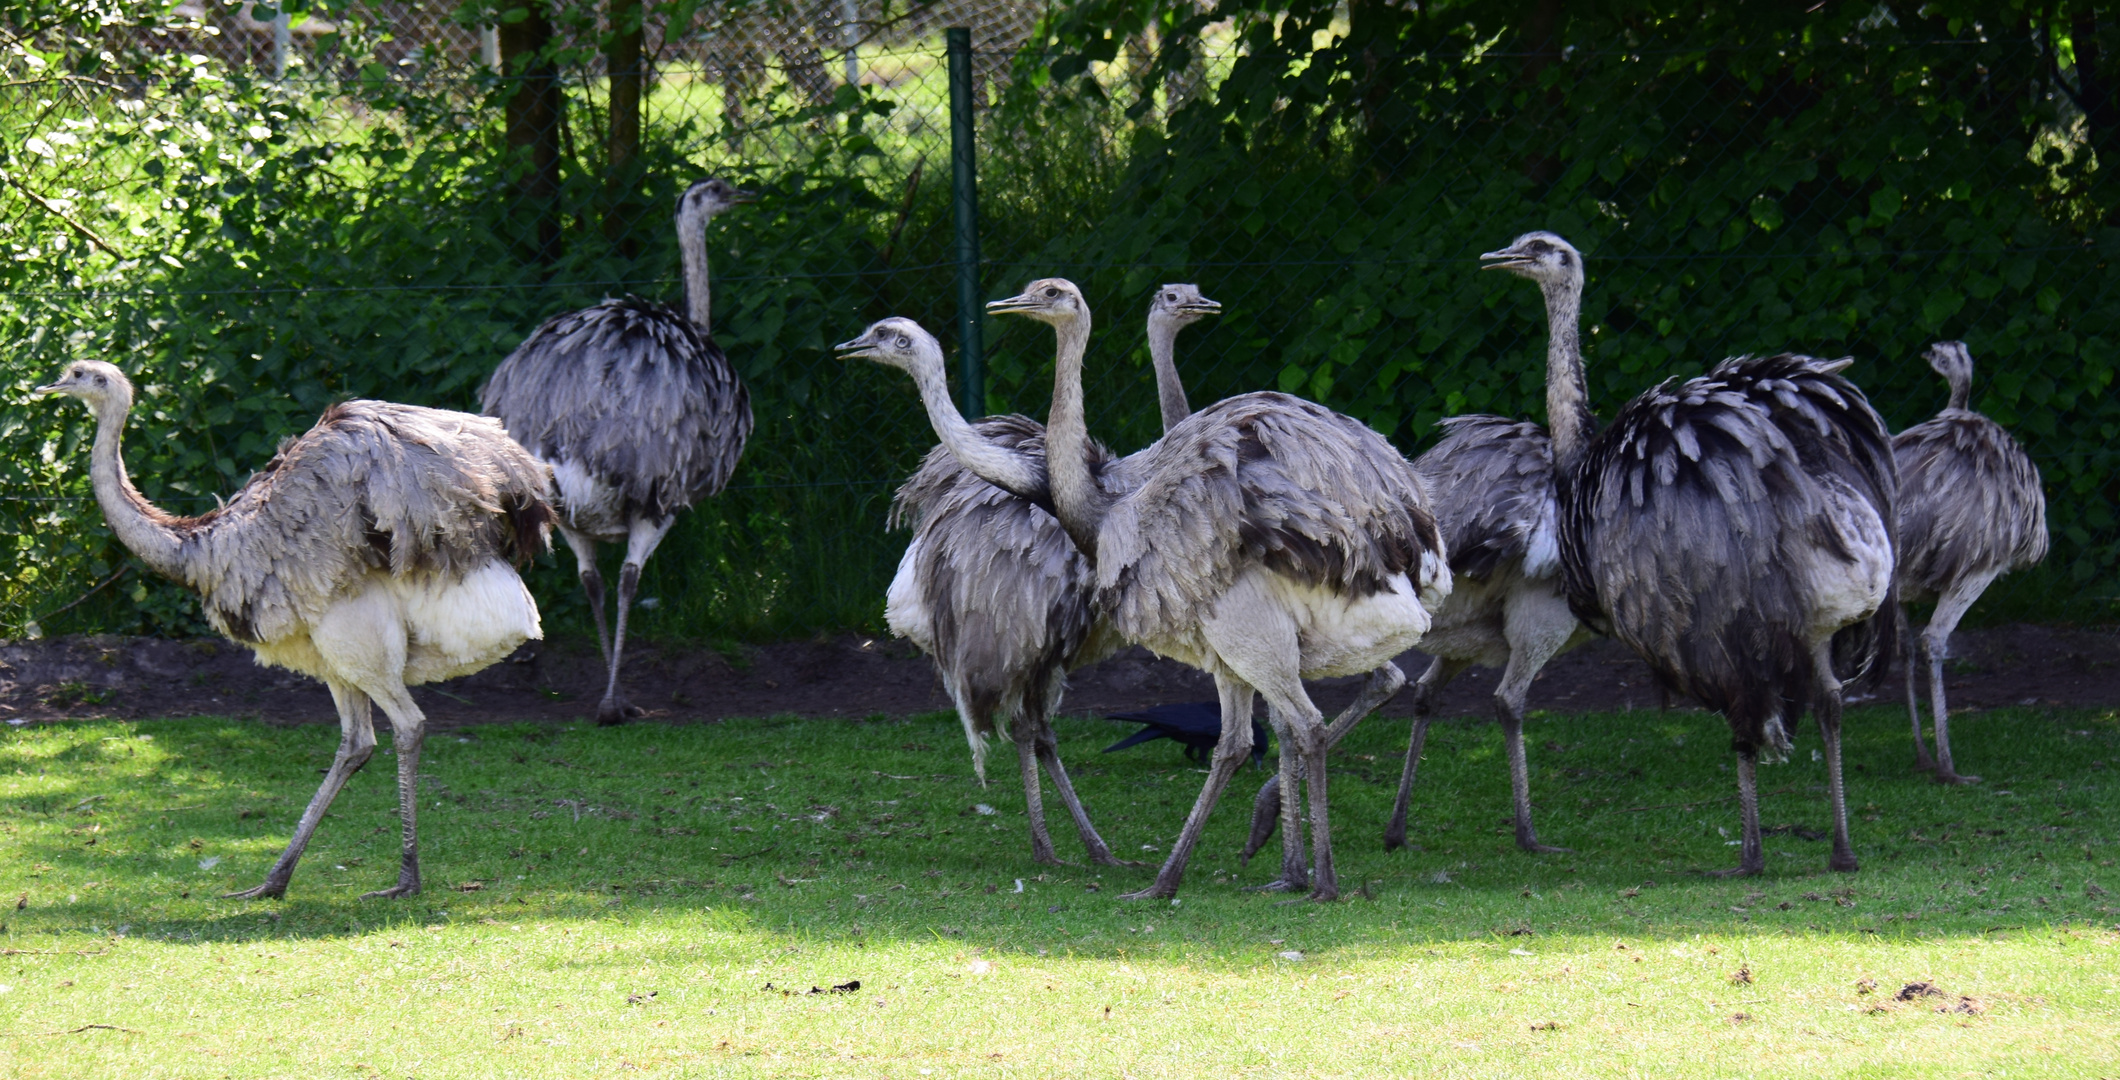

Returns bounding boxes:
[1540,276,1594,471]
[1147,314,1191,433]
[903,345,1049,504]
[87,392,185,581]
[1042,314,1109,557]
[1943,365,1971,412]
[678,205,712,333]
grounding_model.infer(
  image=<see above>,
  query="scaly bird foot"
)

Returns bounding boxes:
[1243,878,1306,893]
[1932,771,1982,786]
[361,882,421,899]
[594,699,644,727]
[221,880,288,901]
[1117,883,1176,901]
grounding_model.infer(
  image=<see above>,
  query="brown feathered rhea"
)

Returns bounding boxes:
[40,360,554,900]
[841,278,1448,904]
[1892,340,2048,784]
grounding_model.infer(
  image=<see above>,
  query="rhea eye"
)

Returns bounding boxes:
[896,336,910,348]
[1044,287,1058,297]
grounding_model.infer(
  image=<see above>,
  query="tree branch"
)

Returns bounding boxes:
[0,170,125,259]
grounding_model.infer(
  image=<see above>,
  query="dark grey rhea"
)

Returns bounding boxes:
[883,285,1220,866]
[1893,341,2047,784]
[839,280,1447,903]
[1491,230,1898,877]
[40,360,555,900]
[480,178,755,726]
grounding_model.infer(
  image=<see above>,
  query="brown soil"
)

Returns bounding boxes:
[3,623,2114,730]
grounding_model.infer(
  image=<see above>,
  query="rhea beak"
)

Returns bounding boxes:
[985,293,1038,315]
[1479,248,1531,271]
[833,334,879,360]
[33,380,63,395]
[1180,298,1223,316]
[729,187,758,205]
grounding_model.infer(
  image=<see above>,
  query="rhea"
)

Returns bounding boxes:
[885,284,1221,865]
[1491,231,1897,876]
[1893,340,2047,784]
[841,281,1446,901]
[482,178,755,725]
[40,360,554,899]
[1242,409,1595,862]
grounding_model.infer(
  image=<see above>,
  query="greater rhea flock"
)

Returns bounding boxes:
[38,178,2047,900]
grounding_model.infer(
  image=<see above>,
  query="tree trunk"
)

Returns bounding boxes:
[2073,4,2117,168]
[501,3,564,266]
[605,0,646,254]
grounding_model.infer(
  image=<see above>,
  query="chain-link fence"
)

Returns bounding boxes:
[4,6,2116,648]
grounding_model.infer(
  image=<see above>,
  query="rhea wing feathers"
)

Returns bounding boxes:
[1416,416,1561,581]
[480,296,753,521]
[171,402,554,645]
[886,415,1122,772]
[1095,392,1445,644]
[1893,412,2046,596]
[1559,354,1896,757]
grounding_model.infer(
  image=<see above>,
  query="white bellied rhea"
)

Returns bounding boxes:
[885,284,1220,865]
[839,279,1447,901]
[481,177,755,726]
[39,360,554,899]
[1241,398,1594,862]
[1488,231,1897,876]
[1893,340,2046,784]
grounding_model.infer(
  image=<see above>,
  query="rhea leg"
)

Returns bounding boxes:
[1815,642,1860,871]
[1707,751,1766,877]
[1384,656,1465,852]
[1031,723,1127,866]
[1118,675,1255,901]
[224,680,378,900]
[1498,589,1585,853]
[1246,701,1310,892]
[1242,664,1407,877]
[597,516,674,726]
[1270,689,1339,902]
[1899,604,1936,771]
[1010,714,1061,866]
[363,684,430,898]
[1923,573,1997,786]
[559,524,613,669]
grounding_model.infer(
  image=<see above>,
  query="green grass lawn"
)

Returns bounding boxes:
[3,700,2117,1078]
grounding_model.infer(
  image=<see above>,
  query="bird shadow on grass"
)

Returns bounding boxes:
[3,705,2116,955]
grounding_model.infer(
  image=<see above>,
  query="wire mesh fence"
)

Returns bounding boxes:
[3,5,2116,649]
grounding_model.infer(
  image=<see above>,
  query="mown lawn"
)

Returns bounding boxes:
[2,699,2117,1078]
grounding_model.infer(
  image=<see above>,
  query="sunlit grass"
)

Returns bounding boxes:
[2,702,2117,1077]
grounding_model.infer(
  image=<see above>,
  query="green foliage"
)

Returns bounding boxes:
[4,1,2116,643]
[995,2,2120,609]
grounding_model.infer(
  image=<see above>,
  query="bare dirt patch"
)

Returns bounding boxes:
[3,623,2113,730]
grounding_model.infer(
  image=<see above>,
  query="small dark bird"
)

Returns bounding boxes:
[1103,702,1271,766]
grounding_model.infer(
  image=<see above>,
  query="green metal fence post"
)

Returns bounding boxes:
[945,26,984,419]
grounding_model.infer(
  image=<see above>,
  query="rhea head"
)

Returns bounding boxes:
[1923,339,1973,379]
[677,177,756,222]
[1480,231,1583,288]
[835,316,939,374]
[986,278,1089,327]
[1148,283,1221,329]
[36,359,133,412]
